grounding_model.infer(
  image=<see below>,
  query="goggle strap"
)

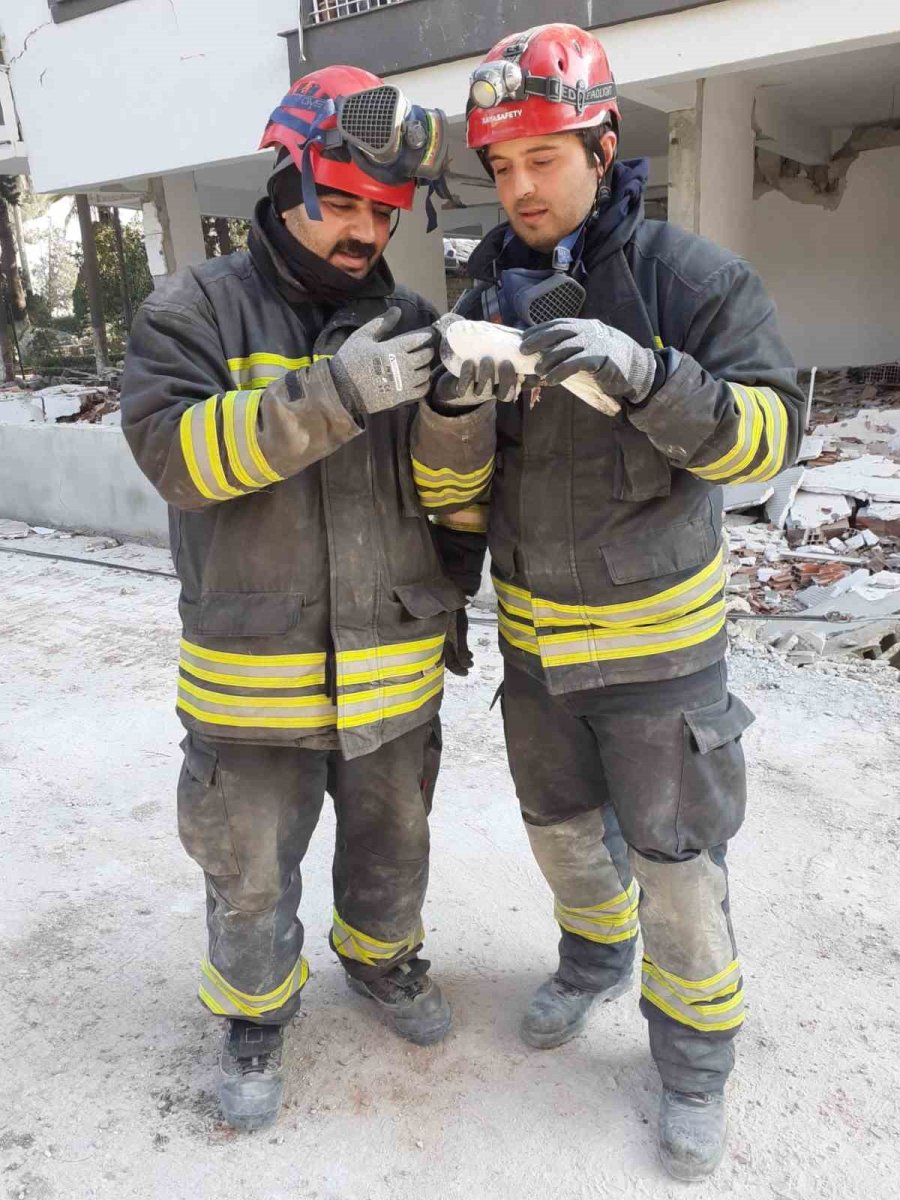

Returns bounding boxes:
[300,138,323,221]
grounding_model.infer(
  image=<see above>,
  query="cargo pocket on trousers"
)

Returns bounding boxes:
[676,694,756,854]
[176,733,240,877]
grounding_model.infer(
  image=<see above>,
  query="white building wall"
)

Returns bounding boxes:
[748,145,900,369]
[3,0,296,191]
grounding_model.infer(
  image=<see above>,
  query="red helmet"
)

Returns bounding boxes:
[259,66,416,211]
[466,24,619,151]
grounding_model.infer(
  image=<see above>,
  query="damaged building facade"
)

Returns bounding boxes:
[0,0,898,371]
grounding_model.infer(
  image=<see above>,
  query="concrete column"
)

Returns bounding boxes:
[386,188,448,312]
[142,172,207,282]
[667,75,756,257]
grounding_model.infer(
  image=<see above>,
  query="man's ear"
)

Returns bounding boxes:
[597,130,618,176]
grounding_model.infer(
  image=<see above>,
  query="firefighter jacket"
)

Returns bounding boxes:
[120,207,464,759]
[411,200,805,694]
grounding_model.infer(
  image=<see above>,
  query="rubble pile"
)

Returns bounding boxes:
[726,377,900,671]
[0,379,121,425]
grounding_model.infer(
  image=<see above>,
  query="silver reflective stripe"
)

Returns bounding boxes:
[180,397,244,502]
[179,640,326,687]
[178,682,337,729]
[336,634,446,685]
[337,665,444,730]
[538,601,726,667]
[221,391,281,488]
[690,383,762,481]
[554,881,640,945]
[498,610,540,656]
[227,354,312,389]
[198,955,308,1017]
[531,549,725,629]
[332,911,424,966]
[641,958,745,1032]
[740,386,788,483]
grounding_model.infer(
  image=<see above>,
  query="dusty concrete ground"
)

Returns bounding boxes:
[1,534,899,1200]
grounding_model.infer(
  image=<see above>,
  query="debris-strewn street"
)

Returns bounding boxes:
[1,538,898,1200]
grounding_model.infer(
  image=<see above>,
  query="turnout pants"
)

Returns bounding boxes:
[176,721,440,1025]
[502,661,754,1094]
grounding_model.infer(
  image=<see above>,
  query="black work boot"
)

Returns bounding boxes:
[520,971,632,1049]
[346,957,451,1046]
[658,1089,727,1180]
[218,1019,285,1132]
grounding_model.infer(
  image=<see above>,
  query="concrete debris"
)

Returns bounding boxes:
[0,383,120,425]
[0,519,30,539]
[725,377,900,669]
[723,481,775,512]
[764,465,805,529]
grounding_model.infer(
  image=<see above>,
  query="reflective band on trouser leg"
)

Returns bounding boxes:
[631,849,745,1033]
[430,502,490,534]
[199,954,309,1018]
[331,909,424,968]
[525,808,639,945]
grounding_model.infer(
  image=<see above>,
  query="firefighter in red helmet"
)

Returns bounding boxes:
[412,24,805,1179]
[120,66,465,1132]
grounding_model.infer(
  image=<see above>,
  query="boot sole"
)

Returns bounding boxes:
[346,975,451,1046]
[520,976,633,1050]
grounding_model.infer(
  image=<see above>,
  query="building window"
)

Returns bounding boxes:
[49,0,134,24]
[308,0,409,26]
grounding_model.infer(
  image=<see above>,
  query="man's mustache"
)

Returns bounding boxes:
[331,239,377,260]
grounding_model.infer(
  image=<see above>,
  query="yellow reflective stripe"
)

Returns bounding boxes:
[430,504,490,534]
[337,666,445,730]
[179,404,214,499]
[332,909,423,966]
[738,388,789,483]
[645,956,741,994]
[228,352,314,372]
[653,335,664,349]
[221,390,270,489]
[411,456,494,486]
[199,955,308,1017]
[494,583,534,622]
[181,638,326,668]
[641,981,746,1033]
[689,384,756,480]
[337,649,443,687]
[497,610,541,656]
[537,602,726,666]
[222,391,258,489]
[177,697,338,729]
[203,393,244,498]
[179,676,334,710]
[180,661,327,689]
[336,633,445,666]
[555,881,640,944]
[532,548,725,627]
[243,389,283,484]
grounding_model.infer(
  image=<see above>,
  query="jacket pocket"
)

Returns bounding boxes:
[600,514,717,585]
[611,421,671,502]
[676,693,755,852]
[393,577,466,619]
[176,733,240,876]
[196,591,303,637]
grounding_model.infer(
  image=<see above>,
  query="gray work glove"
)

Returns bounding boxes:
[331,306,437,414]
[520,317,657,405]
[432,356,518,412]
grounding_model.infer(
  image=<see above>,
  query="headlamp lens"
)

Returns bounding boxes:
[471,77,501,109]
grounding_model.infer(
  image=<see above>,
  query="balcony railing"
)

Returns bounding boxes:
[307,0,412,26]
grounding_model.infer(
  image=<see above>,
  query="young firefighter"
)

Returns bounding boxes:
[412,25,804,1180]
